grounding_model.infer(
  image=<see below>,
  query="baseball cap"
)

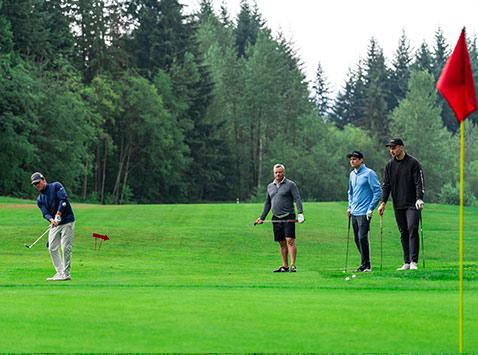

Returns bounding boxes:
[346,150,364,159]
[385,138,404,147]
[31,172,44,184]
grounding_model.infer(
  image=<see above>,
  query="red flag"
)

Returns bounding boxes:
[436,28,477,122]
[92,233,109,241]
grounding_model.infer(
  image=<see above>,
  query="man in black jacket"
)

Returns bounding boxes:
[377,138,424,270]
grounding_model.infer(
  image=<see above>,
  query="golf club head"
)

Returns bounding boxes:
[24,244,31,248]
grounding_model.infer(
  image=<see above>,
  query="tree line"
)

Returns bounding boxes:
[1,0,478,205]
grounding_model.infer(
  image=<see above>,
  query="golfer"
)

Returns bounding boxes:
[32,172,75,281]
[347,151,381,272]
[377,138,424,271]
[256,164,304,272]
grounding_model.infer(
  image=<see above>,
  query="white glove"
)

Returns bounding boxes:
[297,213,305,223]
[366,210,373,221]
[54,214,62,223]
[415,199,424,210]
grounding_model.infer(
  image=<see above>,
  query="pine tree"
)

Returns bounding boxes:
[411,41,433,74]
[130,0,192,76]
[1,0,74,64]
[234,0,263,57]
[311,62,331,116]
[432,28,449,79]
[71,0,109,82]
[361,38,391,142]
[0,0,13,54]
[432,27,457,132]
[389,30,412,110]
[331,63,366,128]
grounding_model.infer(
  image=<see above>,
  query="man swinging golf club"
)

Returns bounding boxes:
[32,172,75,281]
[378,138,425,271]
[256,164,304,272]
[346,151,382,272]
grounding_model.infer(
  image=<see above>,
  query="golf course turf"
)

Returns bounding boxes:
[1,197,477,352]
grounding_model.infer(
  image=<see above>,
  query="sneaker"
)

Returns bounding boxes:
[290,265,297,272]
[273,266,289,272]
[46,273,64,281]
[396,263,410,271]
[355,265,371,272]
[62,274,72,281]
[410,262,418,270]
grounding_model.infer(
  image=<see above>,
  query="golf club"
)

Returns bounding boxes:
[379,215,383,271]
[25,226,50,249]
[344,215,351,273]
[368,219,372,270]
[253,219,299,226]
[419,211,425,269]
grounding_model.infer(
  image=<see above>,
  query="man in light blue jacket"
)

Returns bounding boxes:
[347,151,381,272]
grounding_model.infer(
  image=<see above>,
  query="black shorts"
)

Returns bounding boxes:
[272,214,296,242]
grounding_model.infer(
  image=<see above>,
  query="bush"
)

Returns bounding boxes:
[438,183,477,206]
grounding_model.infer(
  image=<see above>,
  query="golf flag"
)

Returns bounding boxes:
[436,28,477,353]
[436,28,477,121]
[92,233,109,240]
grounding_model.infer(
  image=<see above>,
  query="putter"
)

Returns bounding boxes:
[25,226,50,249]
[419,211,425,269]
[379,215,383,271]
[344,215,351,273]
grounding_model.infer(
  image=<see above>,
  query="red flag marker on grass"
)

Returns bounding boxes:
[436,28,477,121]
[92,233,109,250]
[436,27,477,353]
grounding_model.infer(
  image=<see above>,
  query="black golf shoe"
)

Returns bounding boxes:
[356,265,372,272]
[273,266,289,272]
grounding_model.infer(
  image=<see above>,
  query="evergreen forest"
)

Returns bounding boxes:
[2,0,478,205]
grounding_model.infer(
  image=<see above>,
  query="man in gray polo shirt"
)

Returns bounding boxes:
[256,164,304,272]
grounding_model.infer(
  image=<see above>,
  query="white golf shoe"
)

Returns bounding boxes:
[46,273,64,281]
[396,263,410,271]
[410,262,418,270]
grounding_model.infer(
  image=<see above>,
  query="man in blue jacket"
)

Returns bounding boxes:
[347,151,382,272]
[31,172,75,281]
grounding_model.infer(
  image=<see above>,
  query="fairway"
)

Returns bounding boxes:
[1,198,477,352]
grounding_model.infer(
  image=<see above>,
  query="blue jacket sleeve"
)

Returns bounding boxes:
[347,174,353,208]
[368,170,382,212]
[55,183,68,213]
[37,198,52,221]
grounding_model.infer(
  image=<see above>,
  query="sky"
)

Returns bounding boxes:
[181,0,478,95]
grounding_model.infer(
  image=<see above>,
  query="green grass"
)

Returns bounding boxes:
[0,199,477,352]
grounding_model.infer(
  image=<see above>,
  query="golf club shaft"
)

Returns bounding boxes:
[27,226,50,248]
[380,215,383,271]
[344,215,351,272]
[254,219,298,225]
[419,211,425,269]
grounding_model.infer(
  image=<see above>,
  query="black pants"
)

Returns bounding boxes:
[394,208,420,263]
[352,215,370,268]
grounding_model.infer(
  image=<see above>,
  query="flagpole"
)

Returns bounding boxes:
[459,121,465,352]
